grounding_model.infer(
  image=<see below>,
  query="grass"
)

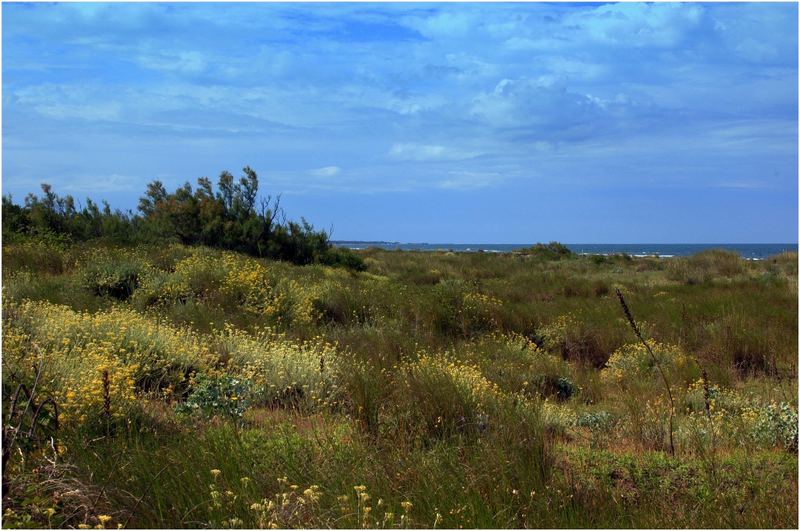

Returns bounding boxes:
[1,241,797,528]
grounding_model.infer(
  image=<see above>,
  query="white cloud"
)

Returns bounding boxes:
[136,50,208,75]
[469,76,608,135]
[13,85,123,121]
[61,174,139,193]
[405,11,476,39]
[503,37,561,52]
[3,1,796,205]
[711,180,769,190]
[309,165,341,177]
[34,102,122,121]
[564,3,706,48]
[437,170,502,190]
[389,143,478,162]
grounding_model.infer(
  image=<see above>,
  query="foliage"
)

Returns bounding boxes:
[603,340,700,390]
[80,249,149,300]
[399,353,504,440]
[177,375,252,421]
[2,169,364,270]
[518,241,575,260]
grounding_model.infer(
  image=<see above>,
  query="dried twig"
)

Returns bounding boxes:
[615,288,676,456]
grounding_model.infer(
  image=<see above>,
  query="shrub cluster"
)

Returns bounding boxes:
[2,167,364,270]
[517,241,574,260]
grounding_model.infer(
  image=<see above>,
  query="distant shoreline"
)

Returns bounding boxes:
[332,242,798,260]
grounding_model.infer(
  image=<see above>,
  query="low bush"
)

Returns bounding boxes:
[81,251,148,300]
[1,237,70,276]
[177,374,252,421]
[539,314,611,368]
[518,241,574,260]
[399,353,503,440]
[603,340,700,392]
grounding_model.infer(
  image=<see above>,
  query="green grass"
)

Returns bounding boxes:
[2,241,797,528]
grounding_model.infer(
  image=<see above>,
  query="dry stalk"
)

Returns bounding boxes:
[615,288,676,456]
[701,367,717,476]
[102,369,111,419]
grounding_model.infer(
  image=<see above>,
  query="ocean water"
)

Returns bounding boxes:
[332,241,797,260]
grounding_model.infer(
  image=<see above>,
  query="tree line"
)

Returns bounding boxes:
[2,167,365,270]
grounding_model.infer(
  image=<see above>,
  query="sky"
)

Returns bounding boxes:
[3,1,798,243]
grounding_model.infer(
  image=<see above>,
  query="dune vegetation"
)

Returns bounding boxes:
[1,181,798,528]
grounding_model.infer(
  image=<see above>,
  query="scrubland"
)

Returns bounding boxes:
[2,240,797,528]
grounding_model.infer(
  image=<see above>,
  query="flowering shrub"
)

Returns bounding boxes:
[80,248,150,300]
[4,302,139,428]
[133,267,194,306]
[401,353,504,438]
[133,248,320,326]
[9,299,216,390]
[134,250,224,306]
[468,333,576,400]
[540,401,577,437]
[461,291,503,329]
[538,313,608,367]
[59,360,138,429]
[4,298,345,428]
[603,340,699,389]
[217,325,341,411]
[432,280,502,337]
[679,381,798,452]
[746,401,798,451]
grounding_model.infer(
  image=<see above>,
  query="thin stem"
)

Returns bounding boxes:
[615,288,676,456]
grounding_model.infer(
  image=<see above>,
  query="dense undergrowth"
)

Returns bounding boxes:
[1,239,797,528]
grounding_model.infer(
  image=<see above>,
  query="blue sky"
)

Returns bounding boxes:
[3,2,797,243]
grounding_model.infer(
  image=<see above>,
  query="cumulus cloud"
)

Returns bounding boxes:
[469,76,613,142]
[563,2,706,48]
[404,11,477,39]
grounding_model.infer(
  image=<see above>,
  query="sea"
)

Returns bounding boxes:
[332,242,797,260]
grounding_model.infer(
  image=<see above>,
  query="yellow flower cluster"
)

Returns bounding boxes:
[495,331,540,353]
[221,325,340,409]
[409,354,505,405]
[540,400,578,433]
[5,296,348,421]
[5,299,219,427]
[330,485,410,529]
[246,476,323,528]
[10,299,215,373]
[462,291,502,310]
[679,384,798,451]
[135,248,321,325]
[217,251,266,291]
[538,313,577,351]
[58,359,137,427]
[602,340,695,388]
